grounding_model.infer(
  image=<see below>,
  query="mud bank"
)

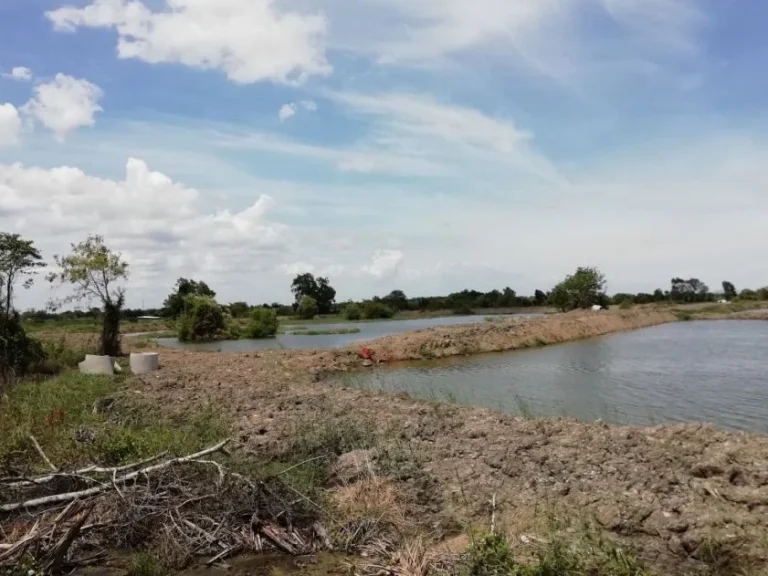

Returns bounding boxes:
[135,309,768,574]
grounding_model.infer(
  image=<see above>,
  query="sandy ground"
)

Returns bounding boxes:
[129,309,768,574]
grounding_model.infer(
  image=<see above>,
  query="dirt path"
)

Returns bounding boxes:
[137,309,768,575]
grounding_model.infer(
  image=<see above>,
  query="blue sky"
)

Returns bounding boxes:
[1,0,767,308]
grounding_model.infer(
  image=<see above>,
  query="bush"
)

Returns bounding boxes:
[362,301,395,320]
[247,308,279,338]
[462,532,516,576]
[345,303,362,321]
[549,267,607,312]
[178,296,226,342]
[0,313,45,392]
[619,300,633,310]
[297,296,319,320]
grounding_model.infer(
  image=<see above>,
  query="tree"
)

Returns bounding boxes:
[291,273,336,314]
[163,278,216,318]
[178,296,225,342]
[247,308,279,338]
[722,281,737,301]
[0,233,45,318]
[48,235,128,357]
[670,278,710,303]
[228,301,250,318]
[382,290,408,311]
[549,267,607,312]
[344,302,362,321]
[534,289,547,306]
[297,295,319,320]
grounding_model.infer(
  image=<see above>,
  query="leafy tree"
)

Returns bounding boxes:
[247,308,279,338]
[0,233,45,318]
[228,301,250,318]
[722,281,737,301]
[382,289,408,311]
[163,278,216,317]
[178,296,225,342]
[549,267,607,312]
[297,295,319,320]
[534,289,547,306]
[653,289,666,302]
[670,278,710,303]
[48,235,128,357]
[291,273,336,315]
[0,312,44,392]
[363,301,395,319]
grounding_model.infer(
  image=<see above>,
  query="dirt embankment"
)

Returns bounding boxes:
[134,309,768,574]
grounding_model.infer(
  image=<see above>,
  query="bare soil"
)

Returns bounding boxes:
[133,309,768,575]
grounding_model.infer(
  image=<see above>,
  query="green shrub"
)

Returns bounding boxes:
[247,308,279,338]
[462,532,516,576]
[619,300,633,310]
[362,301,394,320]
[178,296,226,342]
[345,303,362,321]
[0,312,45,392]
[37,335,95,375]
[297,296,319,320]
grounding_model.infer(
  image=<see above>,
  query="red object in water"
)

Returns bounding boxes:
[360,347,373,360]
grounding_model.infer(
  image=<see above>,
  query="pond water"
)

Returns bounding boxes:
[157,314,541,352]
[340,320,768,432]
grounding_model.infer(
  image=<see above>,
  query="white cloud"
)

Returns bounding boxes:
[278,100,317,122]
[278,103,297,122]
[21,74,103,141]
[362,249,405,279]
[47,0,331,85]
[3,67,33,81]
[0,158,290,306]
[0,104,21,147]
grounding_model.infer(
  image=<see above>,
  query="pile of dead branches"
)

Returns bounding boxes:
[0,438,333,572]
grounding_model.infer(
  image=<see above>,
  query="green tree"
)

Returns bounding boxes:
[163,278,216,318]
[534,289,547,306]
[549,266,607,312]
[178,296,225,342]
[344,302,362,321]
[48,235,128,357]
[291,273,336,314]
[297,295,319,319]
[228,301,250,318]
[246,308,279,338]
[670,278,710,303]
[382,289,408,311]
[722,281,737,301]
[0,233,45,318]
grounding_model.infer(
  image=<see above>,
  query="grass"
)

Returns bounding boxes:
[0,371,227,472]
[125,552,167,576]
[290,327,362,336]
[23,318,172,335]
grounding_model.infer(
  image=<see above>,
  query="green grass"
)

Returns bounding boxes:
[0,371,227,472]
[23,318,172,335]
[290,327,362,336]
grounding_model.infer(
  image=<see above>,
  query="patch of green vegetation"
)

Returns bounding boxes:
[125,552,168,576]
[0,371,227,472]
[674,310,694,321]
[462,525,652,576]
[290,327,362,336]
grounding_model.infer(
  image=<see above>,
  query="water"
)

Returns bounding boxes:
[157,314,541,352]
[340,321,768,432]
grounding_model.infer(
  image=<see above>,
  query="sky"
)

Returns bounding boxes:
[1,0,767,309]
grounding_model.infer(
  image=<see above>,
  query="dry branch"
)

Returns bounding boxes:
[30,435,58,472]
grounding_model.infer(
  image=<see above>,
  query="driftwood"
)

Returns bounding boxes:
[1,438,340,570]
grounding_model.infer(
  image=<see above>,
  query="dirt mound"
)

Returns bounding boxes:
[135,309,768,574]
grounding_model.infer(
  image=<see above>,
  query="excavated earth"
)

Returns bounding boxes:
[135,309,768,575]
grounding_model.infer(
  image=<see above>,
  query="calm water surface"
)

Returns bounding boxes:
[157,314,540,352]
[341,321,768,432]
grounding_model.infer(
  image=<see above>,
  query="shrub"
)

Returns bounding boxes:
[462,532,516,576]
[345,303,362,321]
[362,301,395,320]
[247,308,279,338]
[0,313,45,392]
[178,296,226,342]
[297,296,319,320]
[619,300,633,310]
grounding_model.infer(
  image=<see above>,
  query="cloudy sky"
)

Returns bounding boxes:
[1,0,766,309]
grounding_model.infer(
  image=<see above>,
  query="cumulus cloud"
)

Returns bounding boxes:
[278,103,297,122]
[47,0,331,84]
[0,158,290,306]
[362,249,405,279]
[3,67,33,81]
[0,104,21,147]
[278,100,317,122]
[22,74,103,141]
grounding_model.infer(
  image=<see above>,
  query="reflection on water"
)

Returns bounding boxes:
[340,321,768,432]
[157,314,541,352]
